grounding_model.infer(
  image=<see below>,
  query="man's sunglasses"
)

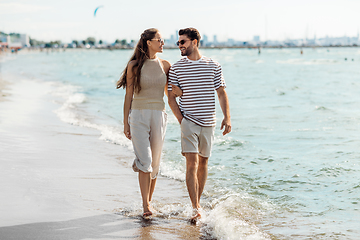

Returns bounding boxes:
[176,39,191,46]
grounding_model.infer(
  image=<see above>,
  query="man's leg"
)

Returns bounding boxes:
[185,153,200,209]
[197,156,208,204]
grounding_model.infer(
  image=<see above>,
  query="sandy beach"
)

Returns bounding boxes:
[0,77,10,101]
[0,61,213,239]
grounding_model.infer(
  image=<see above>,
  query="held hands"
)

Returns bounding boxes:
[177,116,183,125]
[220,118,231,136]
[171,84,183,97]
[124,123,131,140]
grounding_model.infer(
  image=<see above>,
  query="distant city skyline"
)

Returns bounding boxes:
[3,31,359,50]
[1,0,360,43]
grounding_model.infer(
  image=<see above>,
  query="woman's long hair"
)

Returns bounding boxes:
[116,28,158,93]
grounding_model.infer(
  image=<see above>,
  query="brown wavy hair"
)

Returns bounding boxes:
[116,28,158,93]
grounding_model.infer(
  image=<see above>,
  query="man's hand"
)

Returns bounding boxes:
[171,84,183,97]
[168,89,184,126]
[220,118,231,135]
[216,86,231,136]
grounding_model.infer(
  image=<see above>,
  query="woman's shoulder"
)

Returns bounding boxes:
[128,60,137,68]
[159,58,171,69]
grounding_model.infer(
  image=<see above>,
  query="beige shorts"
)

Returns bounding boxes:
[180,118,215,158]
[129,109,167,179]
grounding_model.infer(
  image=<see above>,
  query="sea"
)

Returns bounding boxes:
[1,47,360,239]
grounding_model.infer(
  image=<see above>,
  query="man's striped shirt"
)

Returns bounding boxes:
[168,56,226,127]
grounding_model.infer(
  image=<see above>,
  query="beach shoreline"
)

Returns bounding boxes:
[7,45,360,55]
[0,59,212,239]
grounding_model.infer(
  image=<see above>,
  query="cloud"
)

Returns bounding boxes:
[0,3,52,14]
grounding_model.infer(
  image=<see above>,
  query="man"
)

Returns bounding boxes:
[168,27,231,222]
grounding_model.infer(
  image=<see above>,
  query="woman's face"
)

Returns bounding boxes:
[148,32,164,54]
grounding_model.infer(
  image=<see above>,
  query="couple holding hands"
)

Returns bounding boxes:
[117,27,231,222]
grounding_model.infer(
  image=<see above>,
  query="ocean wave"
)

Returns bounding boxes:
[160,162,185,181]
[160,151,186,181]
[203,193,273,240]
[277,58,338,65]
[52,84,87,125]
[315,105,331,111]
[255,60,264,64]
[117,188,275,240]
[51,82,132,150]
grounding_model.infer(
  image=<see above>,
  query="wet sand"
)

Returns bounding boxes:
[0,214,210,240]
[0,76,10,101]
[0,73,213,239]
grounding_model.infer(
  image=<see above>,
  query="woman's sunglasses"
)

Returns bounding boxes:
[151,38,165,44]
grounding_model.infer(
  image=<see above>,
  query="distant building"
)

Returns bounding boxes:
[0,32,7,42]
[253,36,260,42]
[201,34,208,46]
[213,35,218,44]
[317,35,359,46]
[227,38,235,46]
[170,34,175,45]
[20,34,30,47]
[165,34,176,48]
[3,33,30,47]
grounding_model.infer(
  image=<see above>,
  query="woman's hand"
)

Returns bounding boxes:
[178,116,183,124]
[171,84,183,97]
[124,123,131,140]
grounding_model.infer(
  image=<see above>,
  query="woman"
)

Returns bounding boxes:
[117,28,179,218]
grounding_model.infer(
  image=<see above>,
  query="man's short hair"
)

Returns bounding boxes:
[179,28,201,46]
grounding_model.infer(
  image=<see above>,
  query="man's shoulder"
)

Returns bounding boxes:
[172,57,188,66]
[201,56,220,66]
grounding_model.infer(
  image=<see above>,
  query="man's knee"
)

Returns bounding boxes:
[185,153,199,171]
[198,156,208,167]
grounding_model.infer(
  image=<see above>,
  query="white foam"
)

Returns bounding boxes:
[98,124,133,151]
[51,82,133,150]
[203,194,273,240]
[160,159,186,181]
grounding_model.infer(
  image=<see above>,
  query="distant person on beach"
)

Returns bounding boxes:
[117,28,181,218]
[168,27,231,222]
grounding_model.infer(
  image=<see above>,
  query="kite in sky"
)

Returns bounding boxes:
[94,6,104,17]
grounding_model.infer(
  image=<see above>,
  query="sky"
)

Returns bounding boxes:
[1,0,359,43]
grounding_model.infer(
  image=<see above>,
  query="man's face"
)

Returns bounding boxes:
[178,35,194,56]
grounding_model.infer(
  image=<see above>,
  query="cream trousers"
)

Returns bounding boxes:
[129,109,167,179]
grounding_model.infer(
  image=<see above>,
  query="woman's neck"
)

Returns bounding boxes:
[148,50,157,59]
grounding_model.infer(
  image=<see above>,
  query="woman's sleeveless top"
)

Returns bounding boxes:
[131,58,167,111]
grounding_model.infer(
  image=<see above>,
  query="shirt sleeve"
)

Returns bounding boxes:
[168,65,179,91]
[214,63,226,90]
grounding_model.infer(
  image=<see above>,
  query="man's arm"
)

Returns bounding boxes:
[216,86,231,135]
[168,90,183,124]
[167,66,183,124]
